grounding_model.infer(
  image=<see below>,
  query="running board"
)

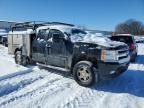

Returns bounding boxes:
[36,63,70,72]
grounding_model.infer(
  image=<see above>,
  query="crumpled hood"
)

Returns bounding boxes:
[71,33,127,48]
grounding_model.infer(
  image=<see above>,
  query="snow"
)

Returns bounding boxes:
[0,29,7,33]
[37,25,125,48]
[36,25,75,34]
[0,33,7,36]
[0,43,144,108]
[9,29,34,35]
[71,33,127,48]
[0,29,8,36]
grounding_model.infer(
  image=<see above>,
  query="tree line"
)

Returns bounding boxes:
[115,19,144,35]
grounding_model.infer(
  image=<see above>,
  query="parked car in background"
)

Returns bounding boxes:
[110,34,137,62]
[134,36,144,44]
[0,29,8,46]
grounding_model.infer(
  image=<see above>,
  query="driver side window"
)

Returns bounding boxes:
[49,29,65,43]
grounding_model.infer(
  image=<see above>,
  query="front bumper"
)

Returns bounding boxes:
[98,61,129,80]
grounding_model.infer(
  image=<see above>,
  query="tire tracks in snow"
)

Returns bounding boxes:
[0,70,52,106]
[0,70,44,97]
[0,76,42,97]
[1,78,73,108]
[0,68,33,81]
[0,67,105,108]
[0,70,74,108]
[57,86,105,108]
[27,79,80,108]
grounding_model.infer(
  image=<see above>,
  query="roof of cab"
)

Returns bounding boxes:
[8,29,34,35]
[37,25,79,33]
[9,24,81,34]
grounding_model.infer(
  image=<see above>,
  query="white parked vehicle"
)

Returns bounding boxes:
[0,29,8,46]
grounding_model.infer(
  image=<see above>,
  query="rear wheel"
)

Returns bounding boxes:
[15,51,27,66]
[73,61,98,87]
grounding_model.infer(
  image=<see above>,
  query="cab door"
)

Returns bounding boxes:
[45,29,72,68]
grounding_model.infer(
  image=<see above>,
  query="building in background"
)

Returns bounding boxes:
[0,21,17,46]
[0,21,17,32]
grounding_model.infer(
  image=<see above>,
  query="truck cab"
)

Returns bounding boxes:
[32,25,84,69]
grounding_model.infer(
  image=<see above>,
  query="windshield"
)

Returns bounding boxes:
[67,29,87,42]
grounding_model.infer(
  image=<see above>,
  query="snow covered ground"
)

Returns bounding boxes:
[0,44,144,108]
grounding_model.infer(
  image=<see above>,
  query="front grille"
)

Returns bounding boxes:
[116,46,129,63]
[119,55,128,60]
[118,49,128,54]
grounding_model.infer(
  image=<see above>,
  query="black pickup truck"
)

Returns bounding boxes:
[10,22,130,87]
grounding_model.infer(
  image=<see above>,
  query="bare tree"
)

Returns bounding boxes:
[115,19,144,35]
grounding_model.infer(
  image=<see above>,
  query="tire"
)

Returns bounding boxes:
[131,53,137,62]
[73,61,98,87]
[15,51,27,66]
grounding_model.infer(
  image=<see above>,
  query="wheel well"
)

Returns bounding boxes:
[87,57,98,68]
[14,48,31,62]
[14,48,21,55]
[71,55,98,71]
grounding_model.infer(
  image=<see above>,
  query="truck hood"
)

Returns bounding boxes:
[71,33,126,48]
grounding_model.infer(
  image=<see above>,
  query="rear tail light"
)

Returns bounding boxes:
[129,43,135,50]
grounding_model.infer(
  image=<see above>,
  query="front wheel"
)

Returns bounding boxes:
[15,51,27,66]
[73,61,98,87]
